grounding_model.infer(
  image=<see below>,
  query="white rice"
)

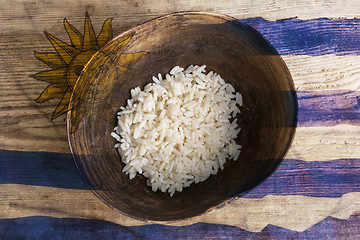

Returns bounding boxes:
[111,65,243,197]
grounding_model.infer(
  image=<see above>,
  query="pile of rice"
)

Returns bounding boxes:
[111,65,243,197]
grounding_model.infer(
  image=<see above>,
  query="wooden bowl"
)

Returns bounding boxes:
[67,12,297,221]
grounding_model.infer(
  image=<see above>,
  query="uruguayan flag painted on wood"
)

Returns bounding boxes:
[1,17,360,239]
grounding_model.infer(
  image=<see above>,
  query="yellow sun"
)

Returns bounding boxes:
[32,13,147,132]
[32,12,114,119]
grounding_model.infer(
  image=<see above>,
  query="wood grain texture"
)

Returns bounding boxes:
[284,55,360,91]
[2,35,360,154]
[1,0,360,237]
[0,1,359,154]
[1,0,360,26]
[2,184,360,232]
[286,125,360,161]
[2,150,358,197]
[2,215,360,239]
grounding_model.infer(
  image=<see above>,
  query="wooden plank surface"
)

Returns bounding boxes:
[2,184,360,232]
[1,1,360,154]
[1,0,360,239]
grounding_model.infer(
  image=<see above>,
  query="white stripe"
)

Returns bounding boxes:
[286,124,360,161]
[283,54,360,91]
[220,1,360,20]
[1,184,359,232]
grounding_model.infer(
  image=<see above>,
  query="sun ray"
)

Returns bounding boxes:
[30,68,67,84]
[83,12,98,51]
[34,13,146,126]
[64,18,84,50]
[118,52,148,69]
[70,102,85,131]
[51,89,73,119]
[100,34,133,59]
[44,31,80,64]
[34,51,66,69]
[97,18,113,48]
[35,84,68,103]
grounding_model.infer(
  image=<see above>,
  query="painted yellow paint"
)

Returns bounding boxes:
[31,12,146,132]
[32,12,113,120]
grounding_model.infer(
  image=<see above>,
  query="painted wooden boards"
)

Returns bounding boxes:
[1,0,360,238]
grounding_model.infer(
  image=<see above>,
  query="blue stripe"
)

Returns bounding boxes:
[1,216,360,239]
[297,90,360,126]
[0,150,86,189]
[0,217,141,240]
[244,158,360,198]
[239,17,360,55]
[1,150,359,198]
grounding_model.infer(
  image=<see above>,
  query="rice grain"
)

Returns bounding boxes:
[112,65,243,197]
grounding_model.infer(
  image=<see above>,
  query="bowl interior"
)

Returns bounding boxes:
[67,12,297,221]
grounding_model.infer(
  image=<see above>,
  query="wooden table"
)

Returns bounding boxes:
[1,0,359,238]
